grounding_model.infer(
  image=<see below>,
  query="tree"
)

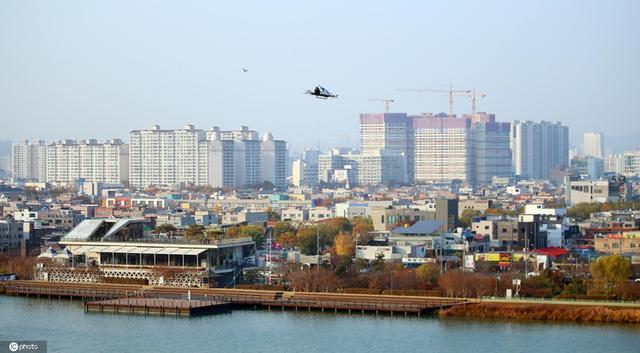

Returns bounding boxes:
[371,253,385,272]
[590,255,631,296]
[185,224,205,238]
[458,209,482,228]
[415,263,441,289]
[239,225,265,247]
[352,217,373,236]
[334,232,355,257]
[156,223,177,235]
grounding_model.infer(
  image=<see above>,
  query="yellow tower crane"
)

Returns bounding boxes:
[398,83,470,118]
[368,98,395,113]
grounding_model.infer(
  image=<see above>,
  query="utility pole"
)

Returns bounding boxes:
[316,223,320,270]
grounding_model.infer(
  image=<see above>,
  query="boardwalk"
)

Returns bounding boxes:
[3,281,468,316]
[85,298,231,317]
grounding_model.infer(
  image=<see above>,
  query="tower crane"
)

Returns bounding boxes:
[467,88,487,117]
[369,98,395,113]
[398,83,470,117]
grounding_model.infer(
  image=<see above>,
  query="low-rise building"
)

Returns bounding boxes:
[594,232,640,255]
[280,208,308,222]
[309,207,334,222]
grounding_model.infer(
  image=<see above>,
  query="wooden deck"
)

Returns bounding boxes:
[85,298,231,317]
[2,281,469,317]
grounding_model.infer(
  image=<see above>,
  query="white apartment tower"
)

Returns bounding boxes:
[11,140,46,183]
[412,113,471,183]
[45,139,128,184]
[130,125,287,188]
[359,113,412,184]
[511,121,569,180]
[583,132,604,158]
[623,151,640,177]
[129,125,208,187]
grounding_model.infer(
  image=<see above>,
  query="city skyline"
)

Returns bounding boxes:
[1,1,639,152]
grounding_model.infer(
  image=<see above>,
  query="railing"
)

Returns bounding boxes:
[95,236,254,246]
[4,284,126,299]
[479,296,640,307]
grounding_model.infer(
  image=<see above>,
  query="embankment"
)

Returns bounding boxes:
[439,302,640,323]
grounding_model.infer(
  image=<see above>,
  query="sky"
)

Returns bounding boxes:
[1,0,639,154]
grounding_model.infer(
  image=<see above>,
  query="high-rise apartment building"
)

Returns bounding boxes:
[570,156,604,180]
[357,112,511,186]
[130,125,287,188]
[511,121,569,180]
[11,140,46,183]
[623,150,640,177]
[129,125,208,187]
[604,154,625,175]
[468,114,512,185]
[360,113,412,184]
[45,139,128,184]
[583,132,604,158]
[412,113,471,184]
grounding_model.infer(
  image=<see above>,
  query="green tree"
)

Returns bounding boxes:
[156,223,177,235]
[371,253,385,272]
[185,224,205,238]
[590,255,632,295]
[239,225,265,247]
[415,263,441,288]
[458,209,482,228]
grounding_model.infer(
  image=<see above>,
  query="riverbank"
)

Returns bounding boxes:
[439,302,640,323]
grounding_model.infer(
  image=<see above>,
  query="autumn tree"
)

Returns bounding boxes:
[286,268,342,292]
[239,225,265,247]
[590,255,631,296]
[415,263,441,289]
[334,232,355,257]
[185,224,205,238]
[156,223,177,235]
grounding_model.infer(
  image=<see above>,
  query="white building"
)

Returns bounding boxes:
[45,139,128,184]
[412,114,471,183]
[11,140,46,183]
[129,125,287,188]
[583,132,604,158]
[623,150,640,177]
[511,120,569,180]
[604,154,625,175]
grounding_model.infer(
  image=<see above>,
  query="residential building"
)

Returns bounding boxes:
[565,174,631,206]
[45,139,128,184]
[0,218,24,251]
[583,132,604,158]
[129,125,287,188]
[623,150,640,177]
[511,121,569,180]
[412,113,471,184]
[594,232,640,255]
[360,113,413,182]
[570,156,604,180]
[11,140,46,183]
[604,154,625,175]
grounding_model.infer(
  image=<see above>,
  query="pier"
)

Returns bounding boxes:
[85,298,231,317]
[2,281,469,317]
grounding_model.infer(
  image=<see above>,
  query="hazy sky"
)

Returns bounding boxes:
[1,1,639,153]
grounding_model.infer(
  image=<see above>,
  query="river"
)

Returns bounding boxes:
[1,296,639,353]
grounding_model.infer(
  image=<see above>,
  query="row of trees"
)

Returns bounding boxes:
[273,217,373,255]
[567,201,640,220]
[276,254,640,300]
